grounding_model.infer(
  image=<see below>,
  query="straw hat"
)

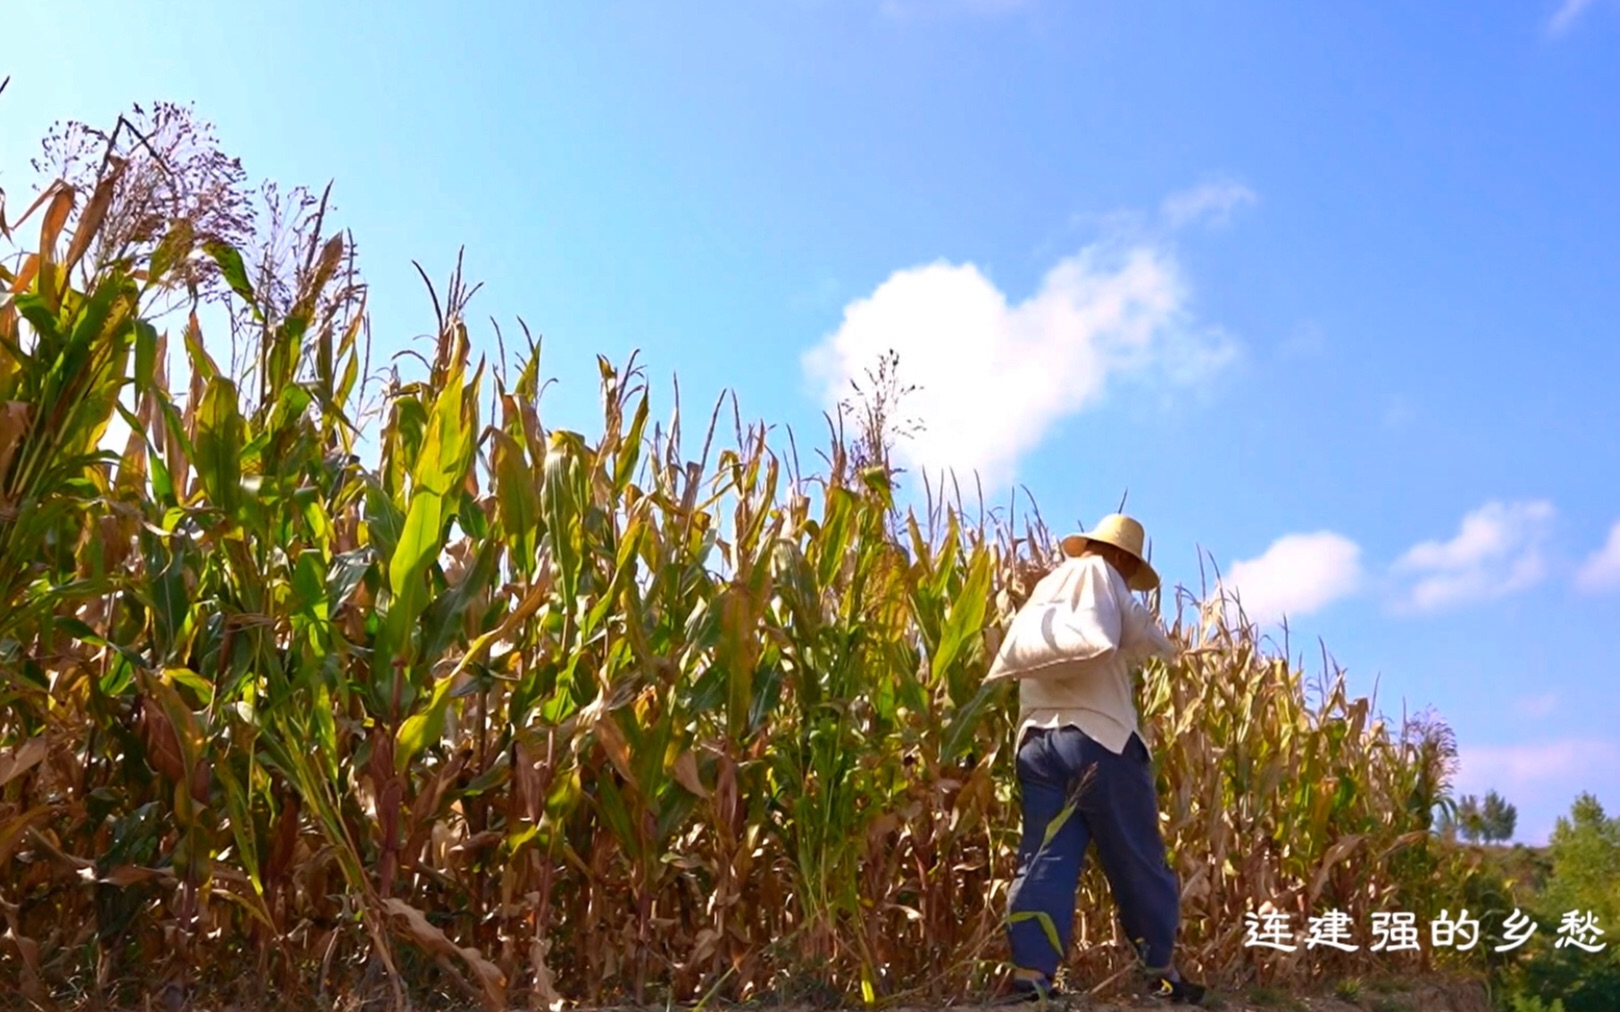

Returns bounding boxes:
[1060,513,1160,592]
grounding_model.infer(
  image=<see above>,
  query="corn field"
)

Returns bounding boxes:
[0,106,1485,1009]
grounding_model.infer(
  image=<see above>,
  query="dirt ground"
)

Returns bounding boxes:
[17,976,1496,1012]
[818,976,1495,1012]
[968,975,1494,1012]
[597,976,1496,1012]
[597,977,1495,1012]
[672,977,1484,1012]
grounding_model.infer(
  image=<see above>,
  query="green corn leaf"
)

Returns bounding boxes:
[383,489,445,670]
[1006,911,1065,959]
[593,772,639,862]
[939,681,1004,765]
[933,544,992,703]
[204,241,257,308]
[543,431,586,608]
[216,761,270,913]
[388,491,445,602]
[395,670,457,774]
[815,488,856,591]
[420,538,499,662]
[614,392,650,495]
[292,550,329,624]
[194,376,244,520]
[167,666,214,700]
[490,429,539,576]
[364,479,404,562]
[410,357,471,499]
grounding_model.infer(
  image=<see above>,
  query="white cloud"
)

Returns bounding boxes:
[1161,181,1258,229]
[1575,520,1620,593]
[1549,0,1595,35]
[1458,739,1620,793]
[1220,532,1363,626]
[1390,500,1556,612]
[801,237,1237,490]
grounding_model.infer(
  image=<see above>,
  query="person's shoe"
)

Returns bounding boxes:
[1145,972,1206,1004]
[990,976,1072,1006]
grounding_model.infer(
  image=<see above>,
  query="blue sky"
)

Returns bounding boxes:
[4,1,1618,845]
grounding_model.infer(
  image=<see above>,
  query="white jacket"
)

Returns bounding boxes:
[985,554,1177,755]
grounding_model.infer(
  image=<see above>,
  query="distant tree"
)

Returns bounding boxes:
[1542,793,1620,925]
[1457,794,1486,844]
[1482,789,1519,843]
[1512,793,1620,1012]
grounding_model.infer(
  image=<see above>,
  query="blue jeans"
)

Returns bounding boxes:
[1005,725,1181,983]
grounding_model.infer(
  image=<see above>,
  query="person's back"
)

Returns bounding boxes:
[1006,553,1174,757]
[988,514,1206,1006]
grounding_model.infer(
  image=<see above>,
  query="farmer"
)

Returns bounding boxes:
[986,513,1205,1005]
